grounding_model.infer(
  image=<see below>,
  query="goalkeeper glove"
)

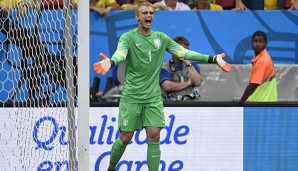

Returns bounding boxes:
[93,53,112,75]
[213,53,231,72]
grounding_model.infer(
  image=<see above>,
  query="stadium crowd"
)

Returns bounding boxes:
[3,0,295,12]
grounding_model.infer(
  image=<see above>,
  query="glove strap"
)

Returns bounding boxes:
[110,59,115,67]
[207,56,217,64]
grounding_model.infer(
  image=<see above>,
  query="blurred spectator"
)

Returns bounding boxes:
[212,0,235,9]
[0,0,41,17]
[90,0,121,17]
[147,0,161,4]
[70,0,78,9]
[160,36,203,101]
[182,0,235,10]
[180,0,196,9]
[288,0,298,9]
[153,0,191,10]
[235,0,298,10]
[193,0,223,10]
[121,0,147,10]
[42,0,78,9]
[117,0,130,6]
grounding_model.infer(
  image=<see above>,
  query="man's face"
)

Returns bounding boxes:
[251,35,267,55]
[136,6,154,29]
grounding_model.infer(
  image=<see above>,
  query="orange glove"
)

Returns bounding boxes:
[93,53,111,75]
[214,53,231,72]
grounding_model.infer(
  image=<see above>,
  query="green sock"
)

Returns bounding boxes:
[147,141,161,171]
[109,138,127,169]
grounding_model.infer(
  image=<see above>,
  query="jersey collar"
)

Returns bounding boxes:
[251,49,267,63]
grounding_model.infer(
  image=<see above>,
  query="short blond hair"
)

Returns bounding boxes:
[135,2,153,16]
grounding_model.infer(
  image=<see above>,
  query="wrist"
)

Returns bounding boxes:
[208,56,217,63]
[110,59,115,67]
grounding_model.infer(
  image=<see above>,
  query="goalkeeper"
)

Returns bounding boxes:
[94,2,231,171]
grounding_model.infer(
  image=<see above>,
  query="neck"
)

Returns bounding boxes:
[138,26,150,35]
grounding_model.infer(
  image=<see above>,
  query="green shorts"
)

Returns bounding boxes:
[118,100,165,132]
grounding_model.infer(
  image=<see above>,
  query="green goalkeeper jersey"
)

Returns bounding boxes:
[111,28,209,103]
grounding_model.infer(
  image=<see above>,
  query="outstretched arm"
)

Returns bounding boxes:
[184,51,231,72]
[166,38,231,72]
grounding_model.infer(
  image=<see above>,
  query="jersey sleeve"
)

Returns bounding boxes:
[184,50,209,63]
[164,34,189,58]
[111,33,129,65]
[250,61,266,85]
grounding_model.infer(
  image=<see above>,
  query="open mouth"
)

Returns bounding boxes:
[145,19,152,25]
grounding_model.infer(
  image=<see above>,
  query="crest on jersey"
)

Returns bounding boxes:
[123,119,128,127]
[154,39,161,49]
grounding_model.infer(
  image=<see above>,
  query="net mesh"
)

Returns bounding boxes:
[0,0,78,170]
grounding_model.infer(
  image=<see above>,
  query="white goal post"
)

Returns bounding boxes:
[77,0,90,171]
[0,0,89,170]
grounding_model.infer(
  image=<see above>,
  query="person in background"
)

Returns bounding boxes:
[240,30,278,102]
[90,0,121,17]
[235,0,298,10]
[0,0,41,17]
[117,0,130,6]
[147,0,161,4]
[180,0,196,9]
[93,2,231,171]
[121,0,147,10]
[160,36,203,101]
[41,0,78,9]
[70,0,78,9]
[289,0,298,9]
[193,0,223,10]
[153,0,191,10]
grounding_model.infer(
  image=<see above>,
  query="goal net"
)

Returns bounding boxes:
[0,0,87,170]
